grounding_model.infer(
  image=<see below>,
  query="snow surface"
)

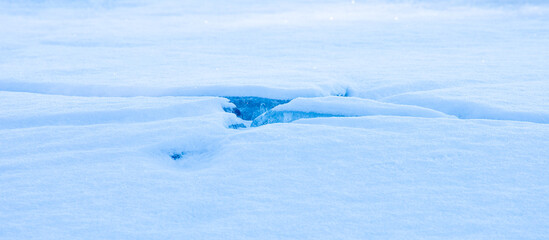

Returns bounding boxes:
[1,0,549,239]
[0,91,237,129]
[382,81,549,123]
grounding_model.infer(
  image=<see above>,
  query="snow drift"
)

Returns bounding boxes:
[252,96,451,126]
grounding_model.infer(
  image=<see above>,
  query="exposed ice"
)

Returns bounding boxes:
[225,96,291,121]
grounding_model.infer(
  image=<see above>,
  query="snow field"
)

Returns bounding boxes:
[2,105,548,238]
[1,0,549,239]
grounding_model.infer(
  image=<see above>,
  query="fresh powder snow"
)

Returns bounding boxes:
[1,0,548,239]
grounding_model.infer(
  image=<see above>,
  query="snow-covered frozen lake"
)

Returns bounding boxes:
[1,0,548,239]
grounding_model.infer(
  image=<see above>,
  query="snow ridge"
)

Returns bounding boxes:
[251,96,452,126]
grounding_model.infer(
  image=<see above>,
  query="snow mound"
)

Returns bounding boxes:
[382,82,549,124]
[0,80,348,100]
[251,96,451,126]
[0,91,236,129]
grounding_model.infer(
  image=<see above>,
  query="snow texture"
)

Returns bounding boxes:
[382,81,549,124]
[1,0,549,239]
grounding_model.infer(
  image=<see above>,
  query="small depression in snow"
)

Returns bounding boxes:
[169,150,214,168]
[170,152,186,160]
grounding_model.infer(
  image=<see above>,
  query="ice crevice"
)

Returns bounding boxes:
[222,94,549,128]
[223,96,291,121]
[222,95,454,128]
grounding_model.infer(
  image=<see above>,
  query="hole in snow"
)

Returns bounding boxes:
[168,149,218,170]
[170,152,185,160]
[223,96,291,121]
[169,151,207,161]
[222,94,356,128]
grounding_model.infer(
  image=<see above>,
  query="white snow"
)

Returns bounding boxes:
[1,0,549,239]
[2,113,548,239]
[274,97,451,118]
[0,91,237,129]
[0,80,348,99]
[381,81,549,123]
[252,96,451,126]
